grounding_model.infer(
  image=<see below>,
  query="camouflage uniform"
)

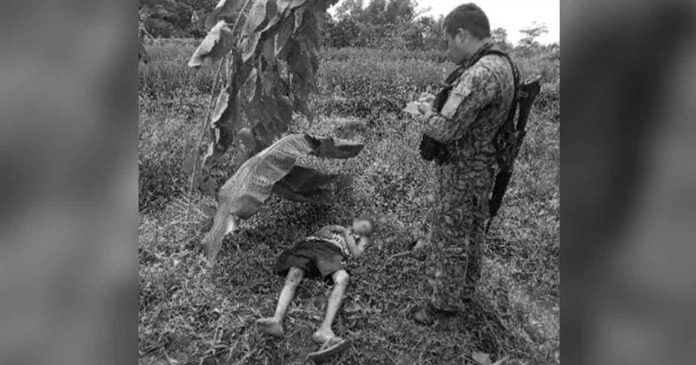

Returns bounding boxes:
[422,42,515,312]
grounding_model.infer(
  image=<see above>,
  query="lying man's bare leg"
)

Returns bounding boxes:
[257,267,304,337]
[312,270,349,344]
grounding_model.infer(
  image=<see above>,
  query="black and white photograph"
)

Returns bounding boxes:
[6,0,696,364]
[138,0,559,363]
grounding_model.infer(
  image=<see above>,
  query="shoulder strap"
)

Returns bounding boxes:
[482,48,520,120]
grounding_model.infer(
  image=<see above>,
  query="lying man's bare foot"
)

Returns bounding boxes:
[308,329,350,360]
[256,318,284,337]
[312,328,336,344]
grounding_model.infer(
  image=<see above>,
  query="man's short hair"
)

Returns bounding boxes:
[444,3,491,40]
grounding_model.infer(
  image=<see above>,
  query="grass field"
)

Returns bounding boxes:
[139,38,559,365]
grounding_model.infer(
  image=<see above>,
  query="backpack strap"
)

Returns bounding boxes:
[483,48,521,139]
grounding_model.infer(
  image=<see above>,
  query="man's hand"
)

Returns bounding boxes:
[416,92,435,118]
[417,102,433,116]
[418,92,436,104]
[404,92,436,117]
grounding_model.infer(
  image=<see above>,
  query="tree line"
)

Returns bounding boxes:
[139,0,556,52]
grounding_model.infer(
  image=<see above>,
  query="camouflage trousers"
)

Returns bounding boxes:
[423,167,492,312]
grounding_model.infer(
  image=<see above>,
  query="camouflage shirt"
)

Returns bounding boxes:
[424,42,516,171]
[420,42,516,311]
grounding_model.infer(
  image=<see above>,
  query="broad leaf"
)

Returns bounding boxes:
[294,8,305,31]
[211,87,232,128]
[281,166,338,192]
[210,85,242,146]
[261,37,276,64]
[277,95,293,124]
[240,31,262,62]
[242,67,259,102]
[259,0,282,33]
[188,21,235,68]
[201,83,242,173]
[237,127,257,154]
[277,0,306,14]
[243,0,269,36]
[205,0,245,30]
[274,17,294,57]
[261,66,279,95]
[216,134,364,219]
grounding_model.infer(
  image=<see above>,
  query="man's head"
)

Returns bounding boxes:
[352,216,374,237]
[443,3,491,64]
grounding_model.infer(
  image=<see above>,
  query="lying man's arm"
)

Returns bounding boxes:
[318,225,347,236]
[344,232,368,259]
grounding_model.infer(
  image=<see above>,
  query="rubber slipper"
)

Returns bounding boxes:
[306,337,350,361]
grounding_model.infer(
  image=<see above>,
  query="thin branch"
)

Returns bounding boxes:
[185,57,226,221]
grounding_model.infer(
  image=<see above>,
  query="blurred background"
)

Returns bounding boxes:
[562,0,696,364]
[0,0,694,364]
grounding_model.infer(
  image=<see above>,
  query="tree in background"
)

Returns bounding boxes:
[325,17,362,48]
[138,0,217,38]
[335,0,365,20]
[518,22,549,48]
[491,27,513,51]
[136,0,556,57]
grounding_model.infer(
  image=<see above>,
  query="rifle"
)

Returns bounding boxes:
[486,74,542,233]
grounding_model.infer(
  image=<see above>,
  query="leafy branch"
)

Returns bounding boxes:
[185,0,340,194]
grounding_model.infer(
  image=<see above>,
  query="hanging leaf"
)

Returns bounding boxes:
[261,65,279,95]
[277,0,306,15]
[210,87,231,127]
[238,127,257,153]
[249,122,273,150]
[242,0,269,36]
[294,8,305,31]
[274,17,294,57]
[210,85,243,145]
[241,31,263,62]
[205,0,245,30]
[261,37,276,64]
[242,67,259,102]
[200,81,243,173]
[259,0,282,33]
[215,134,364,219]
[277,95,293,123]
[188,20,235,68]
[277,60,290,85]
[275,165,338,194]
[296,10,319,48]
[287,40,313,83]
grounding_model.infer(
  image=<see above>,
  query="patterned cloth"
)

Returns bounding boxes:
[307,226,359,259]
[421,42,516,312]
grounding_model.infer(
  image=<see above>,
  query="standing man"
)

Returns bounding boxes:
[412,3,518,324]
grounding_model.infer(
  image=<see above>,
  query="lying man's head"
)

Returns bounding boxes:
[352,216,374,237]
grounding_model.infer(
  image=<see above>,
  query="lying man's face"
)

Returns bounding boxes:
[352,219,373,237]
